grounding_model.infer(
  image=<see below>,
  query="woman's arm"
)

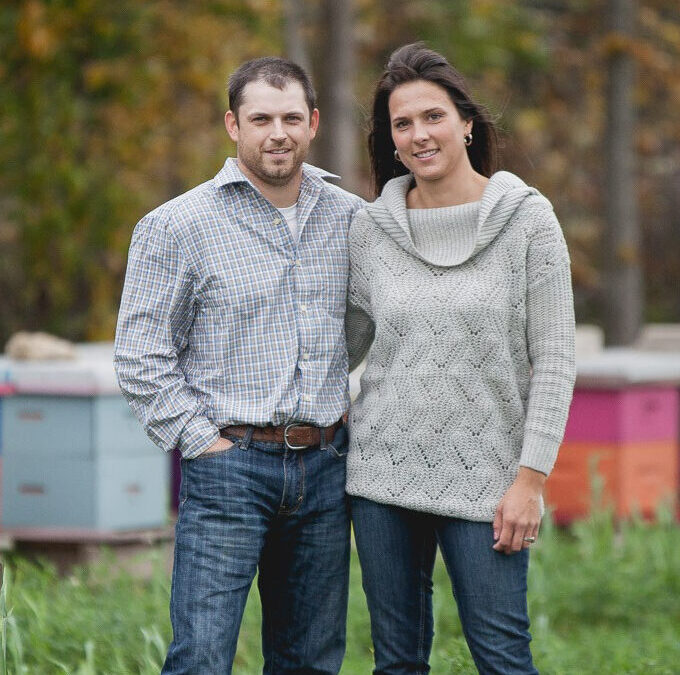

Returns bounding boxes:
[493,206,576,554]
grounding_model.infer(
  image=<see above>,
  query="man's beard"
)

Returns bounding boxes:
[240,146,304,187]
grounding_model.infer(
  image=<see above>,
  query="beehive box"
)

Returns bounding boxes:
[0,357,16,526]
[564,387,678,444]
[0,356,14,456]
[546,349,680,523]
[2,453,168,530]
[1,344,169,532]
[547,439,677,521]
[2,395,158,458]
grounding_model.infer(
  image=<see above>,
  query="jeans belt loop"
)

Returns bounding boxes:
[239,426,254,451]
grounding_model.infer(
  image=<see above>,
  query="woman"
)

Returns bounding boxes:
[345,43,575,674]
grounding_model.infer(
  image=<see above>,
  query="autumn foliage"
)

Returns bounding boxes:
[1,0,679,343]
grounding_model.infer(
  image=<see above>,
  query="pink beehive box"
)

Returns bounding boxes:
[564,387,679,443]
[567,349,680,444]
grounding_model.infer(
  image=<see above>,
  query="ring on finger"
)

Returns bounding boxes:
[523,536,536,543]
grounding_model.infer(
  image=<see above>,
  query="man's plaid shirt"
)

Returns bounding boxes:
[114,157,364,458]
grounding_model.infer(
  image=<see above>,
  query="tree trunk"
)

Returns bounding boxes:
[603,0,642,345]
[313,0,360,194]
[282,0,310,74]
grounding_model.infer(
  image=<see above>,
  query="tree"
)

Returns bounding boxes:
[282,0,311,73]
[3,0,680,346]
[313,0,360,193]
[603,0,641,345]
[0,0,274,343]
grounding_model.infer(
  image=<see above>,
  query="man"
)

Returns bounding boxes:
[114,57,363,674]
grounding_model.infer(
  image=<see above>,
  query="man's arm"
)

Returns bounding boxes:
[114,214,220,459]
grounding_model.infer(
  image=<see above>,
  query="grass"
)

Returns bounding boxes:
[1,509,679,674]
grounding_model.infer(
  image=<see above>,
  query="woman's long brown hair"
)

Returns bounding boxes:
[368,43,498,198]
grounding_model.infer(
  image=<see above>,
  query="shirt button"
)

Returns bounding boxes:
[300,304,307,312]
[302,394,312,402]
[295,260,302,268]
[273,218,282,225]
[301,352,310,360]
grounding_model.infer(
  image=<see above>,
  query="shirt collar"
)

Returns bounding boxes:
[213,156,339,191]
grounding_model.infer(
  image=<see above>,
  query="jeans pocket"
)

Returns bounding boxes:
[326,443,348,459]
[193,440,238,461]
[326,424,349,458]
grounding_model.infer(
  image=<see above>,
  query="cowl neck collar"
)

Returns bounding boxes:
[365,171,552,267]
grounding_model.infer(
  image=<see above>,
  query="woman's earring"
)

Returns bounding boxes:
[394,149,401,162]
[464,132,473,147]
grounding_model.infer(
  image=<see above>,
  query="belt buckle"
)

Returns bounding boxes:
[284,422,310,451]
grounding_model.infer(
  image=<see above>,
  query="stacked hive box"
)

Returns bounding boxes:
[546,349,680,522]
[1,344,168,532]
[0,357,16,525]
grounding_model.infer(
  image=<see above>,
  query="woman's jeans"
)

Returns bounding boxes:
[162,426,351,675]
[351,496,538,675]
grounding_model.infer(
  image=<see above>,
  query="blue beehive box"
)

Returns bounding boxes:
[0,356,14,456]
[0,356,16,527]
[1,344,169,531]
[2,395,158,458]
[3,453,168,530]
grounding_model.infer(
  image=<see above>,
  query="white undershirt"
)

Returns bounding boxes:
[278,203,300,241]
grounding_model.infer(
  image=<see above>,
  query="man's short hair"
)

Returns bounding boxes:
[228,57,316,121]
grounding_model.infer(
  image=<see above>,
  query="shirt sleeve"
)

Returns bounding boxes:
[114,214,220,458]
[520,207,576,475]
[345,212,376,372]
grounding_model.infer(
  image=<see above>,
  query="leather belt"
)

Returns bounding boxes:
[220,419,343,450]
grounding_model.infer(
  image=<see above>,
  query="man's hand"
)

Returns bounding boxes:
[492,467,546,555]
[201,437,235,455]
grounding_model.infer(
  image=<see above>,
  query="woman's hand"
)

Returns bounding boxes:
[492,467,546,555]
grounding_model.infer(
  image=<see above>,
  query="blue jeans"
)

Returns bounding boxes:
[351,496,538,675]
[162,425,351,675]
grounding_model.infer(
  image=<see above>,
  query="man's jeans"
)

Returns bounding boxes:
[351,496,538,675]
[162,425,351,675]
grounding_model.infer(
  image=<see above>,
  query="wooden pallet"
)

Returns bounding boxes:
[0,525,175,576]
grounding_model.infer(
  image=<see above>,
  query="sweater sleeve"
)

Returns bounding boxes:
[520,207,576,475]
[345,212,376,372]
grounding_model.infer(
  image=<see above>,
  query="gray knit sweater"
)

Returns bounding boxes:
[345,171,576,522]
